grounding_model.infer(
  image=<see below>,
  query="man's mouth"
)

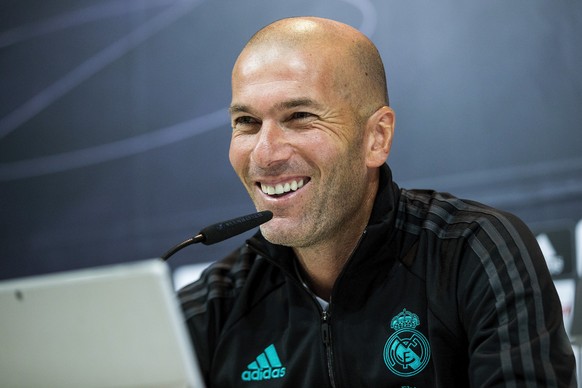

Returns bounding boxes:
[258,178,309,197]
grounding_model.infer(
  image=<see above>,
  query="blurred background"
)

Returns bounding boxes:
[1,0,581,341]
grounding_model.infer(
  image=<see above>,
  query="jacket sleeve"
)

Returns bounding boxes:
[177,246,254,385]
[456,211,576,387]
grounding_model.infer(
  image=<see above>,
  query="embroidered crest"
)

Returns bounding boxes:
[383,309,431,377]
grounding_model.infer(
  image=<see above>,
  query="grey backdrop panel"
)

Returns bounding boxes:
[1,0,581,280]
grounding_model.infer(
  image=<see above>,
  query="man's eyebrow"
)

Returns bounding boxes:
[229,98,322,115]
[229,104,251,115]
[276,98,322,110]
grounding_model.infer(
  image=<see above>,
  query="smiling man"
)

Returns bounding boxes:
[228,17,393,301]
[179,17,576,387]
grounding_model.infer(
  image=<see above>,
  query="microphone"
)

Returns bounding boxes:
[161,210,273,261]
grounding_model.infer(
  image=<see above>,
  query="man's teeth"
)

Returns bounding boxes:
[261,179,304,195]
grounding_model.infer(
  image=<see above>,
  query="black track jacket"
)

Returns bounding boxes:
[178,164,576,387]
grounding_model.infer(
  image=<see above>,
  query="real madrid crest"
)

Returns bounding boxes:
[383,309,431,377]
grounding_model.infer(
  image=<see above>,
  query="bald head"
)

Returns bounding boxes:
[246,17,359,51]
[234,17,389,120]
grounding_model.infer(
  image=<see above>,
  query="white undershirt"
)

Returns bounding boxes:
[315,295,329,311]
[294,259,330,311]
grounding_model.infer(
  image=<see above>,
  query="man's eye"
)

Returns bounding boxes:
[290,112,314,120]
[233,116,258,126]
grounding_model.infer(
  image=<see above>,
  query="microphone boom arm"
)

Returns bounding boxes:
[160,211,273,261]
[161,234,204,262]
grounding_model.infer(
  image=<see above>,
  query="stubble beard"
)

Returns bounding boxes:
[257,154,369,250]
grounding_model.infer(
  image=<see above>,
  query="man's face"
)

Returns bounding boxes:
[228,45,372,248]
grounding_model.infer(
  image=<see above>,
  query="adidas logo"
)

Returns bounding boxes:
[241,343,286,382]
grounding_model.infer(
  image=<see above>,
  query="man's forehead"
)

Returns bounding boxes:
[233,40,346,93]
[235,42,319,75]
[238,50,303,74]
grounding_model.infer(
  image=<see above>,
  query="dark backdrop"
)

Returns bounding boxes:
[1,0,581,281]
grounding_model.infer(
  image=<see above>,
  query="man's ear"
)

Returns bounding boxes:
[365,106,395,168]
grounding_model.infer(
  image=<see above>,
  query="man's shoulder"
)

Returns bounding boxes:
[398,187,544,289]
[178,244,259,320]
[398,187,528,240]
[178,241,286,322]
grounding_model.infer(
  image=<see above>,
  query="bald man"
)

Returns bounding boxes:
[179,17,575,387]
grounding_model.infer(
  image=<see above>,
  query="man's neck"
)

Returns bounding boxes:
[293,224,366,302]
[292,170,381,301]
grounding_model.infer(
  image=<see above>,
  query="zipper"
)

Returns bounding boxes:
[319,229,367,388]
[321,309,336,388]
[247,230,368,388]
[320,229,367,388]
[292,259,338,387]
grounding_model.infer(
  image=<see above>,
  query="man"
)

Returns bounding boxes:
[179,17,576,387]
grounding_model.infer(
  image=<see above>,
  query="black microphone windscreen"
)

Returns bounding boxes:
[199,210,273,245]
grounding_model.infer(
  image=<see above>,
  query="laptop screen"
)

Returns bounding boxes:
[0,259,205,387]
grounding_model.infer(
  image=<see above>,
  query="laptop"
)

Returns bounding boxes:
[0,259,205,387]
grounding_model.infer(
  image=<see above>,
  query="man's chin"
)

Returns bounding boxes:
[259,223,304,247]
[260,228,289,246]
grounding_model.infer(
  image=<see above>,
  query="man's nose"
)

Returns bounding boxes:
[251,121,292,168]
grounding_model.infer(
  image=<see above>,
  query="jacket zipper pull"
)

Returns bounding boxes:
[321,310,336,387]
[321,311,331,346]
